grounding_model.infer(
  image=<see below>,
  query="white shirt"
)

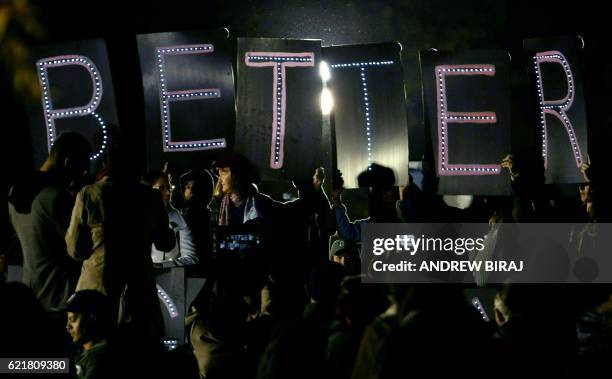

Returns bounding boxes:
[151,206,198,267]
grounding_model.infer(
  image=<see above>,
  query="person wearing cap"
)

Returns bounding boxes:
[329,239,361,276]
[64,290,110,379]
[65,131,172,344]
[329,238,347,262]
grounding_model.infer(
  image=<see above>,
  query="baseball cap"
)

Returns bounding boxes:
[330,239,349,259]
[63,290,110,317]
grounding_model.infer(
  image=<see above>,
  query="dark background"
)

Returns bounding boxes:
[2,0,611,238]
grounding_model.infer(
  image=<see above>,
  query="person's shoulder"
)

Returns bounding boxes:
[77,341,109,377]
[254,191,274,202]
[355,217,370,225]
[209,196,221,206]
[79,340,108,361]
[167,205,180,216]
[79,179,108,198]
[355,314,397,356]
[87,340,108,355]
[37,184,65,198]
[27,172,63,195]
[38,182,71,206]
[168,206,188,224]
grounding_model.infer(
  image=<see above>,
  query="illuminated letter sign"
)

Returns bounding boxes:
[330,60,394,169]
[36,55,107,160]
[156,44,226,152]
[532,51,583,168]
[245,52,314,169]
[435,64,501,175]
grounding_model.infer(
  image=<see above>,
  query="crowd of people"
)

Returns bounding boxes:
[1,130,611,378]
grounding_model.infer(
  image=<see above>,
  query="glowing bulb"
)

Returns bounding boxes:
[321,87,334,115]
[320,61,331,82]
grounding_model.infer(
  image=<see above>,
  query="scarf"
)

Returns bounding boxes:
[218,194,260,225]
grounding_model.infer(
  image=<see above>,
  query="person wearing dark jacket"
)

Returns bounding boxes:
[378,285,494,379]
[0,282,72,358]
[213,152,328,228]
[8,132,91,311]
[327,276,388,379]
[212,152,331,279]
[188,152,332,379]
[64,131,173,349]
[64,290,111,379]
[492,284,577,377]
[257,261,346,379]
[330,164,402,243]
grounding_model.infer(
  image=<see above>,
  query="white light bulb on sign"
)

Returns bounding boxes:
[155,44,226,152]
[246,51,315,169]
[329,60,395,167]
[321,87,334,115]
[319,61,331,83]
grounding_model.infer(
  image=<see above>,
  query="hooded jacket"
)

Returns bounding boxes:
[8,171,80,311]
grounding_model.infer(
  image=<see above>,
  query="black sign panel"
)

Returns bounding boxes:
[323,43,409,188]
[30,39,119,169]
[420,50,511,195]
[137,29,235,170]
[524,36,588,184]
[236,38,330,181]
